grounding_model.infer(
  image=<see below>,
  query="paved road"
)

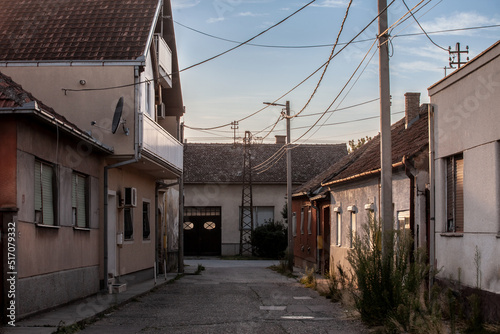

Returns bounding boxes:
[78,258,367,333]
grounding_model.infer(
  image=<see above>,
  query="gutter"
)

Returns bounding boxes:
[0,60,145,67]
[321,161,404,187]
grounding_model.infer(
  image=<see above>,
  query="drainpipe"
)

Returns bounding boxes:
[103,66,142,290]
[403,156,415,261]
[428,104,436,294]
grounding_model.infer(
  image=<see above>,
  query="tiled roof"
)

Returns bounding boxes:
[294,108,429,194]
[0,0,158,61]
[184,143,348,185]
[0,71,55,111]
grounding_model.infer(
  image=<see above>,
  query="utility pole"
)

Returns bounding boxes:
[263,101,293,271]
[448,42,469,69]
[285,101,293,272]
[378,0,392,255]
[239,131,254,256]
[231,121,239,148]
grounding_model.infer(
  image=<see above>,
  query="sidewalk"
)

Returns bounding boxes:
[1,269,190,334]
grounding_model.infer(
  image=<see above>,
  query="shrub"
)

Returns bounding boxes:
[250,220,287,259]
[346,215,432,331]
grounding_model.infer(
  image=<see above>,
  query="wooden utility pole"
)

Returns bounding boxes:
[378,0,392,254]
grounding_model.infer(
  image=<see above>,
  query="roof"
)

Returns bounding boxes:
[294,107,429,195]
[0,0,159,61]
[0,71,113,153]
[184,143,348,185]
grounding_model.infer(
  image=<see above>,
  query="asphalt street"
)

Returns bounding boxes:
[77,258,368,333]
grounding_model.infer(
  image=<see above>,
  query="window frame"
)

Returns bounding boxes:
[34,159,57,226]
[446,153,464,233]
[72,172,89,228]
[142,201,151,240]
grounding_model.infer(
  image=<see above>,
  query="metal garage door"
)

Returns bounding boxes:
[184,207,221,256]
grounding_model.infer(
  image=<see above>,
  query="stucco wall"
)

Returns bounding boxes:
[107,165,157,275]
[184,183,288,256]
[328,172,411,275]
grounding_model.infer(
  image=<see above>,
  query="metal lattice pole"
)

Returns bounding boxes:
[239,131,254,256]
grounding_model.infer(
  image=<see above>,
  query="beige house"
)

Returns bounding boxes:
[0,73,113,319]
[183,140,347,256]
[0,0,184,319]
[428,40,500,321]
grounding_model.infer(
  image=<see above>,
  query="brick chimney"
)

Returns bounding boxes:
[275,135,286,144]
[405,92,420,129]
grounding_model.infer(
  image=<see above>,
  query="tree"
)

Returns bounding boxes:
[348,136,372,153]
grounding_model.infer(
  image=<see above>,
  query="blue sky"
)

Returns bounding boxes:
[171,0,500,144]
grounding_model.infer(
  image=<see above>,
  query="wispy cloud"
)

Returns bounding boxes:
[237,11,268,17]
[419,12,500,35]
[392,60,443,75]
[311,0,349,8]
[171,0,200,10]
[207,17,225,24]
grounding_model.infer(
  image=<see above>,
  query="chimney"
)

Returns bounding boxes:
[405,92,420,129]
[275,135,286,144]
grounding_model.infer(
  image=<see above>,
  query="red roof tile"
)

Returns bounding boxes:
[0,0,158,61]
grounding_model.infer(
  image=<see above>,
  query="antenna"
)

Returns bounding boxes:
[92,97,129,135]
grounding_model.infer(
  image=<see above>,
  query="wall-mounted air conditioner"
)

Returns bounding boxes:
[124,187,137,207]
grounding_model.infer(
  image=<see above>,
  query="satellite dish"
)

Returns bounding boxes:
[111,97,124,134]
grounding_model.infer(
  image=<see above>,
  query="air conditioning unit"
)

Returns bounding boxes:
[124,187,137,207]
[157,103,166,120]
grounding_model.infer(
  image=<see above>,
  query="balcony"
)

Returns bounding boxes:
[141,113,183,175]
[154,34,172,89]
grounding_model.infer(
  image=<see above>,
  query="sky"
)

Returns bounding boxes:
[170,0,500,145]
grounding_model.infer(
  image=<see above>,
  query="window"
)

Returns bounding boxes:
[146,81,152,117]
[124,208,133,240]
[336,212,342,246]
[35,160,56,225]
[446,154,464,232]
[292,212,297,236]
[350,211,357,248]
[307,208,312,234]
[397,210,410,230]
[143,202,150,239]
[300,208,304,234]
[238,206,275,229]
[72,173,88,228]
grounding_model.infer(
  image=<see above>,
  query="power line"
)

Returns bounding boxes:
[179,0,317,73]
[291,0,354,119]
[401,0,448,51]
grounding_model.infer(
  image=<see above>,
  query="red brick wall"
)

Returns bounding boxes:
[0,118,17,208]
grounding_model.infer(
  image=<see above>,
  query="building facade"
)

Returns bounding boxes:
[428,40,500,320]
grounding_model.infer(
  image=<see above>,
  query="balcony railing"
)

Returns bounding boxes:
[141,113,183,172]
[154,34,172,88]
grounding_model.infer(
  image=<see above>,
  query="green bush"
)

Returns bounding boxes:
[250,220,287,259]
[347,215,431,331]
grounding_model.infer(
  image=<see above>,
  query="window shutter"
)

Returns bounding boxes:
[455,156,464,232]
[41,163,55,225]
[35,161,42,213]
[74,174,87,228]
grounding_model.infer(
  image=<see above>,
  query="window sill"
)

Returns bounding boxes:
[440,233,464,238]
[73,226,91,232]
[496,234,500,239]
[36,223,60,229]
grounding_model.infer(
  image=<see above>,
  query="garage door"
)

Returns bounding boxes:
[184,207,221,256]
